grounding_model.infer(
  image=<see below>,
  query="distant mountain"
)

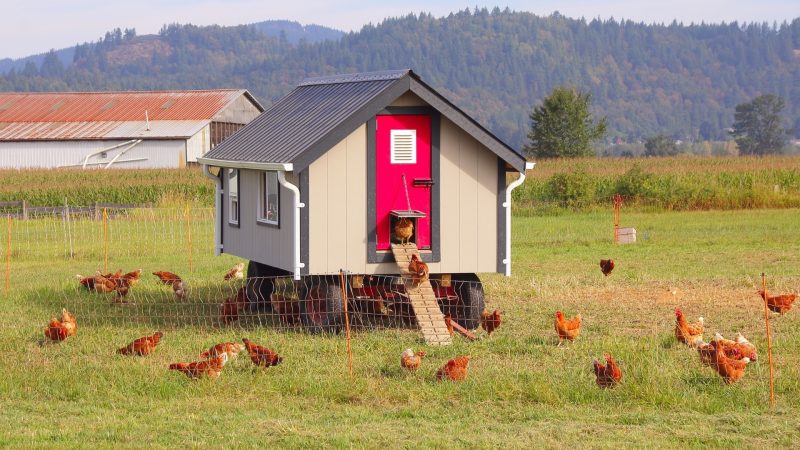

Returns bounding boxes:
[249,20,344,44]
[0,47,74,75]
[1,9,798,150]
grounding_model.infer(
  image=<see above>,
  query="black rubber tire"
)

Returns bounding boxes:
[245,261,276,312]
[299,278,345,334]
[452,273,485,330]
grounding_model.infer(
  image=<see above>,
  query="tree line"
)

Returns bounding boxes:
[0,9,798,152]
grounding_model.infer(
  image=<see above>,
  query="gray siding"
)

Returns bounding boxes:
[222,168,295,272]
[213,95,263,124]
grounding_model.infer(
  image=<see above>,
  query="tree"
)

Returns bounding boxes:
[644,134,678,156]
[524,87,607,158]
[730,94,790,155]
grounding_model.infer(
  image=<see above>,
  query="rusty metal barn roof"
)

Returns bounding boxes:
[200,70,526,172]
[0,90,263,140]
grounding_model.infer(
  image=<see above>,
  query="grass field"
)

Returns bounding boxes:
[1,208,799,448]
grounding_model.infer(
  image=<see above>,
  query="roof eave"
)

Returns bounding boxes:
[197,157,294,172]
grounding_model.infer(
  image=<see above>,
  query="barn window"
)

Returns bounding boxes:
[228,169,239,225]
[258,171,279,226]
[390,129,416,164]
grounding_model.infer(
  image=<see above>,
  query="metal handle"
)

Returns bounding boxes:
[413,178,435,187]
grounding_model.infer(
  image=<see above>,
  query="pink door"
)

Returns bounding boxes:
[376,114,432,250]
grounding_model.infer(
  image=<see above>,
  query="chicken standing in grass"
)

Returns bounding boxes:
[221,288,246,325]
[44,308,77,342]
[600,259,615,276]
[153,271,182,284]
[242,338,282,367]
[400,348,426,371]
[224,263,245,281]
[554,311,582,345]
[593,353,622,388]
[118,332,164,356]
[200,342,245,360]
[757,290,796,315]
[480,309,502,335]
[436,356,470,382]
[674,308,704,347]
[709,340,750,384]
[169,354,228,380]
[713,333,757,361]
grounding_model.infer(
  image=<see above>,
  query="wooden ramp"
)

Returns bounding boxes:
[391,243,452,346]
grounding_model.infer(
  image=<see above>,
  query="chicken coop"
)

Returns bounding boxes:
[198,70,533,344]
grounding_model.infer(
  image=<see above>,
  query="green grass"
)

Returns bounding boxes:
[1,208,799,448]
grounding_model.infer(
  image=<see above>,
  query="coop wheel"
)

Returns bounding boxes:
[245,261,275,312]
[452,273,485,330]
[299,278,345,334]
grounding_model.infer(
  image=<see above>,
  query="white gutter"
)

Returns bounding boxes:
[202,164,223,256]
[104,139,143,168]
[81,139,140,169]
[197,157,293,172]
[502,161,535,277]
[277,171,305,280]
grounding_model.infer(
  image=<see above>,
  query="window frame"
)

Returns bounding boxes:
[257,171,280,227]
[227,168,239,226]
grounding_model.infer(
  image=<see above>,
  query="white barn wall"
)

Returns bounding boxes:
[186,126,210,163]
[0,140,183,169]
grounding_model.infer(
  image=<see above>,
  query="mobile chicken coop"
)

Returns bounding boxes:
[199,70,533,344]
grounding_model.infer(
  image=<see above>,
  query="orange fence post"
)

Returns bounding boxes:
[761,273,776,407]
[102,208,109,273]
[339,269,353,379]
[185,206,193,273]
[5,216,10,297]
[613,193,622,243]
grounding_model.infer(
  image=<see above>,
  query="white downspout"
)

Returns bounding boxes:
[104,139,143,168]
[277,171,305,280]
[202,164,223,256]
[503,161,535,276]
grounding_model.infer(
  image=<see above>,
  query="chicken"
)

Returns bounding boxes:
[674,308,704,347]
[221,287,246,325]
[600,259,615,276]
[734,333,758,361]
[169,354,228,380]
[436,356,471,382]
[121,269,142,286]
[400,348,426,371]
[697,342,716,367]
[44,308,77,341]
[554,311,582,345]
[200,342,245,360]
[172,280,188,300]
[76,274,96,290]
[92,274,118,294]
[757,290,797,315]
[407,254,429,287]
[714,333,757,361]
[270,293,301,325]
[153,271,182,284]
[393,217,414,245]
[592,353,622,388]
[444,314,455,336]
[480,309,502,335]
[117,332,164,356]
[242,338,283,367]
[224,263,245,281]
[709,340,750,384]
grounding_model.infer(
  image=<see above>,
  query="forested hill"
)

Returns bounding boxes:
[1,9,798,150]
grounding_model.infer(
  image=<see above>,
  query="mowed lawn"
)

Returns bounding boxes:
[1,208,799,448]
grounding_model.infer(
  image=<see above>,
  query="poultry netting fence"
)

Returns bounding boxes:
[3,205,799,402]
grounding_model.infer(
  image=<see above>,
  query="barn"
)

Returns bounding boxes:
[0,90,263,169]
[198,70,533,341]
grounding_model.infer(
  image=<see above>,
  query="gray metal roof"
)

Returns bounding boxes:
[201,70,527,172]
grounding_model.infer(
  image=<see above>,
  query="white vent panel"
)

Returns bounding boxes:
[390,129,416,164]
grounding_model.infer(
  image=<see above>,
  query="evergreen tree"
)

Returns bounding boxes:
[524,87,607,158]
[730,94,790,155]
[644,134,679,156]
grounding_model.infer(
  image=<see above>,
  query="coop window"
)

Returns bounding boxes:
[258,171,280,226]
[390,129,416,164]
[228,169,239,225]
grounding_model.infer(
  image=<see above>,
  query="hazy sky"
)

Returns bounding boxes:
[2,0,798,59]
